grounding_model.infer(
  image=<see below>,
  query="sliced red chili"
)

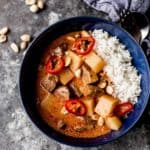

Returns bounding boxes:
[46,55,64,74]
[73,36,95,55]
[114,102,133,117]
[65,99,87,116]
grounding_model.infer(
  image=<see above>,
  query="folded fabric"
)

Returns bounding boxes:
[84,0,149,22]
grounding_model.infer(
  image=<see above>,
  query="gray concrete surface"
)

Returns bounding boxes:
[0,0,150,150]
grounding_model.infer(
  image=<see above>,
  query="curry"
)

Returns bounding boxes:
[36,30,133,138]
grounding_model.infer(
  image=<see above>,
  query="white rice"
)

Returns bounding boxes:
[92,29,141,103]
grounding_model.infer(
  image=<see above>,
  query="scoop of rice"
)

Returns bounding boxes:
[92,29,141,103]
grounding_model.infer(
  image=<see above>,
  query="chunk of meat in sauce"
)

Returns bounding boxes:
[40,74,58,92]
[81,65,98,84]
[54,86,70,100]
[69,80,82,97]
[74,116,97,132]
[59,42,68,51]
[85,116,97,129]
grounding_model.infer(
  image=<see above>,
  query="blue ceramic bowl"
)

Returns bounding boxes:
[19,16,150,147]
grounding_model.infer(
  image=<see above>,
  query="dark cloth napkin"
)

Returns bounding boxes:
[84,0,150,62]
[84,0,149,21]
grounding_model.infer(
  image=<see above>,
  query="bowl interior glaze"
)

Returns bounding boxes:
[19,16,150,147]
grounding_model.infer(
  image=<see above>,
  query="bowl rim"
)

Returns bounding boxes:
[19,16,150,147]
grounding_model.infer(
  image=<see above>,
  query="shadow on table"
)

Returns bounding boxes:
[134,98,150,128]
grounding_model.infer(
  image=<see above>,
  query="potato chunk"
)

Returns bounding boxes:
[85,52,105,73]
[95,95,119,117]
[40,94,55,112]
[59,68,74,85]
[105,116,122,130]
[82,97,94,116]
[68,51,82,71]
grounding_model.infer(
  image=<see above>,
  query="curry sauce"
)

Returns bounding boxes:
[36,31,124,138]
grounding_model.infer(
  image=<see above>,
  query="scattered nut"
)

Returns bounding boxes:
[37,0,44,9]
[30,4,39,13]
[10,43,19,53]
[20,34,31,42]
[25,0,45,13]
[98,80,107,89]
[106,85,113,95]
[25,0,36,5]
[0,27,9,35]
[0,35,7,43]
[64,55,71,67]
[20,41,28,50]
[74,69,81,78]
[97,116,104,126]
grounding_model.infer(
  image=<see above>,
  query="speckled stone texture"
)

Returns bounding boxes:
[0,0,150,150]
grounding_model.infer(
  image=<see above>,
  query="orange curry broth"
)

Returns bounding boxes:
[36,31,111,138]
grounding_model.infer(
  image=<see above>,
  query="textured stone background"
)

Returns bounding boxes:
[0,0,150,150]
